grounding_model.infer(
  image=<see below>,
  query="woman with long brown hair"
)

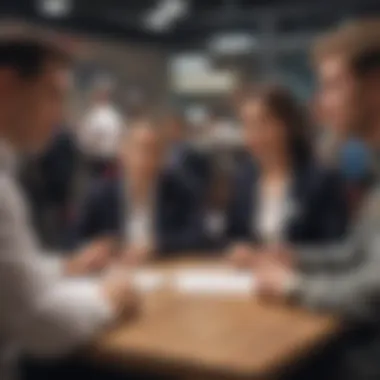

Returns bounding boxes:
[227,84,348,264]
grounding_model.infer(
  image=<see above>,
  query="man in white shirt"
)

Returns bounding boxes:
[0,36,138,380]
[78,79,123,179]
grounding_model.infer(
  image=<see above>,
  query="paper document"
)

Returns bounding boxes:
[131,270,166,292]
[125,267,256,296]
[174,268,256,296]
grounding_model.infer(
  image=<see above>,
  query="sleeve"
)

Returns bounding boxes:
[295,192,375,272]
[0,179,114,358]
[293,259,380,322]
[292,208,380,321]
[295,239,361,272]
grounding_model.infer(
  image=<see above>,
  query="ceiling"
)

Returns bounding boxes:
[1,0,380,49]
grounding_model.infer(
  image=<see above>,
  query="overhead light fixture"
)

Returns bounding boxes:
[171,53,211,75]
[209,33,258,55]
[144,0,188,32]
[36,0,72,18]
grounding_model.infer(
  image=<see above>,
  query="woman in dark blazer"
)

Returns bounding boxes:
[227,84,348,263]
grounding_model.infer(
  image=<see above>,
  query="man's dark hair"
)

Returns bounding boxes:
[0,36,70,79]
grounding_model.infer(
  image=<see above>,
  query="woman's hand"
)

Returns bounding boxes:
[65,237,116,276]
[225,243,258,268]
[119,244,155,267]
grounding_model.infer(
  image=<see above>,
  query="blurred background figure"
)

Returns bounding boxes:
[78,77,124,182]
[161,110,211,197]
[200,108,242,150]
[227,84,348,264]
[74,118,204,264]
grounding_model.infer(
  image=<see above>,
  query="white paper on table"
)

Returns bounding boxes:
[173,268,256,296]
[130,270,166,292]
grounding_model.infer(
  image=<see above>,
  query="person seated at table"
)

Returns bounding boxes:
[199,165,233,251]
[161,110,211,197]
[74,118,204,264]
[252,20,380,380]
[226,84,348,267]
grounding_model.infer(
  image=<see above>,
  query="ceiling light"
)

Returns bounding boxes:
[36,0,72,18]
[209,33,258,55]
[144,0,188,32]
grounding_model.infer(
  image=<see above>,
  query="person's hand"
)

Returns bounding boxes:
[65,238,115,276]
[255,257,297,302]
[226,243,257,268]
[121,245,154,267]
[101,273,140,319]
[263,244,296,270]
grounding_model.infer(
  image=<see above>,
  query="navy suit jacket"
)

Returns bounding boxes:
[74,172,204,255]
[40,128,78,204]
[226,158,349,244]
[167,143,210,196]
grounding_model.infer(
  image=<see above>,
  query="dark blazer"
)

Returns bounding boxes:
[39,128,78,204]
[74,172,204,255]
[226,158,349,245]
[167,143,210,196]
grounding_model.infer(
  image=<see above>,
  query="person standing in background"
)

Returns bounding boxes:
[0,36,139,380]
[78,77,124,181]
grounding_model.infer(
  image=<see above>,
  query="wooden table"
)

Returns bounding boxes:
[91,258,339,379]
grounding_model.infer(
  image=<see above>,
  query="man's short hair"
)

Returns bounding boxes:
[312,18,380,77]
[0,35,70,79]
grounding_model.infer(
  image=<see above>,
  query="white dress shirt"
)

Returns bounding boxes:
[79,103,123,159]
[125,189,155,249]
[256,179,290,244]
[205,210,226,239]
[0,141,114,380]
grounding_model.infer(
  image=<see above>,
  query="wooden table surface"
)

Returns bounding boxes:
[91,258,339,379]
